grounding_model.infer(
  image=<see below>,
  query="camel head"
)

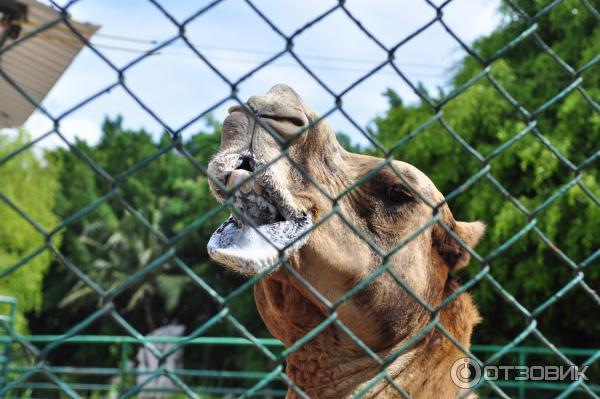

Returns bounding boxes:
[207,84,485,397]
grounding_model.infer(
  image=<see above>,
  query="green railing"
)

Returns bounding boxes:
[0,296,16,390]
[0,335,598,398]
[0,0,599,398]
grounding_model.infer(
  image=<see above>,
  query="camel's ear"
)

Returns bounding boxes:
[453,221,485,270]
[433,220,485,271]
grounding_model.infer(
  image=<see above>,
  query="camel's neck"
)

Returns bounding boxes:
[362,281,481,399]
[255,273,479,399]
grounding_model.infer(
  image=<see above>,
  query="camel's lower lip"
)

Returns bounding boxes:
[207,213,312,275]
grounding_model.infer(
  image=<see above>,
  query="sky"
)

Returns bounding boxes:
[5,0,503,147]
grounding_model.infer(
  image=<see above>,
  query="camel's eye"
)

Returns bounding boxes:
[386,186,412,204]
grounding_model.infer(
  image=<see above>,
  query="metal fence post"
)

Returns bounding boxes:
[119,340,129,395]
[0,296,16,391]
[517,350,526,399]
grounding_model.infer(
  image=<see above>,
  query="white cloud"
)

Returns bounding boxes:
[23,111,102,148]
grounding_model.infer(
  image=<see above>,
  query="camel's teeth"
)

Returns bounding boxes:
[227,169,251,192]
[253,181,263,194]
[240,181,253,194]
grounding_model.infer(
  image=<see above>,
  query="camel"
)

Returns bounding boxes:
[207,84,485,398]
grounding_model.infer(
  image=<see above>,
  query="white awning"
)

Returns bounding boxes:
[0,0,98,128]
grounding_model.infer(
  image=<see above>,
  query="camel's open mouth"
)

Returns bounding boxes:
[207,158,313,275]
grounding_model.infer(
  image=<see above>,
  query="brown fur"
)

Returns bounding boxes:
[208,84,485,398]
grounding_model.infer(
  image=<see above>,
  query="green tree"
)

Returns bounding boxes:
[31,117,266,376]
[373,0,599,347]
[37,117,222,332]
[0,131,61,332]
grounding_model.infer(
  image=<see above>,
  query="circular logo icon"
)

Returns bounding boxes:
[450,357,482,389]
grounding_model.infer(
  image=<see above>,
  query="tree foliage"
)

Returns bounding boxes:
[0,131,61,332]
[373,0,599,347]
[31,117,265,373]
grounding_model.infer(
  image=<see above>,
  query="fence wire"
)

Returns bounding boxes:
[0,0,599,398]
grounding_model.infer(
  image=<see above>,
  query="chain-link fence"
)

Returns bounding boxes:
[0,0,599,398]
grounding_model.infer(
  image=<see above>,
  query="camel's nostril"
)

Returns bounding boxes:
[265,114,305,127]
[257,111,309,139]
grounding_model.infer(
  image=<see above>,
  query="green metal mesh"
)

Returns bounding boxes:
[0,0,598,398]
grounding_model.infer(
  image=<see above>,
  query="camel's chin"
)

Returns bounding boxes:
[207,214,312,275]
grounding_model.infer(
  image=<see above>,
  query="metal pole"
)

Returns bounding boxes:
[517,350,526,399]
[119,341,129,395]
[0,298,16,391]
